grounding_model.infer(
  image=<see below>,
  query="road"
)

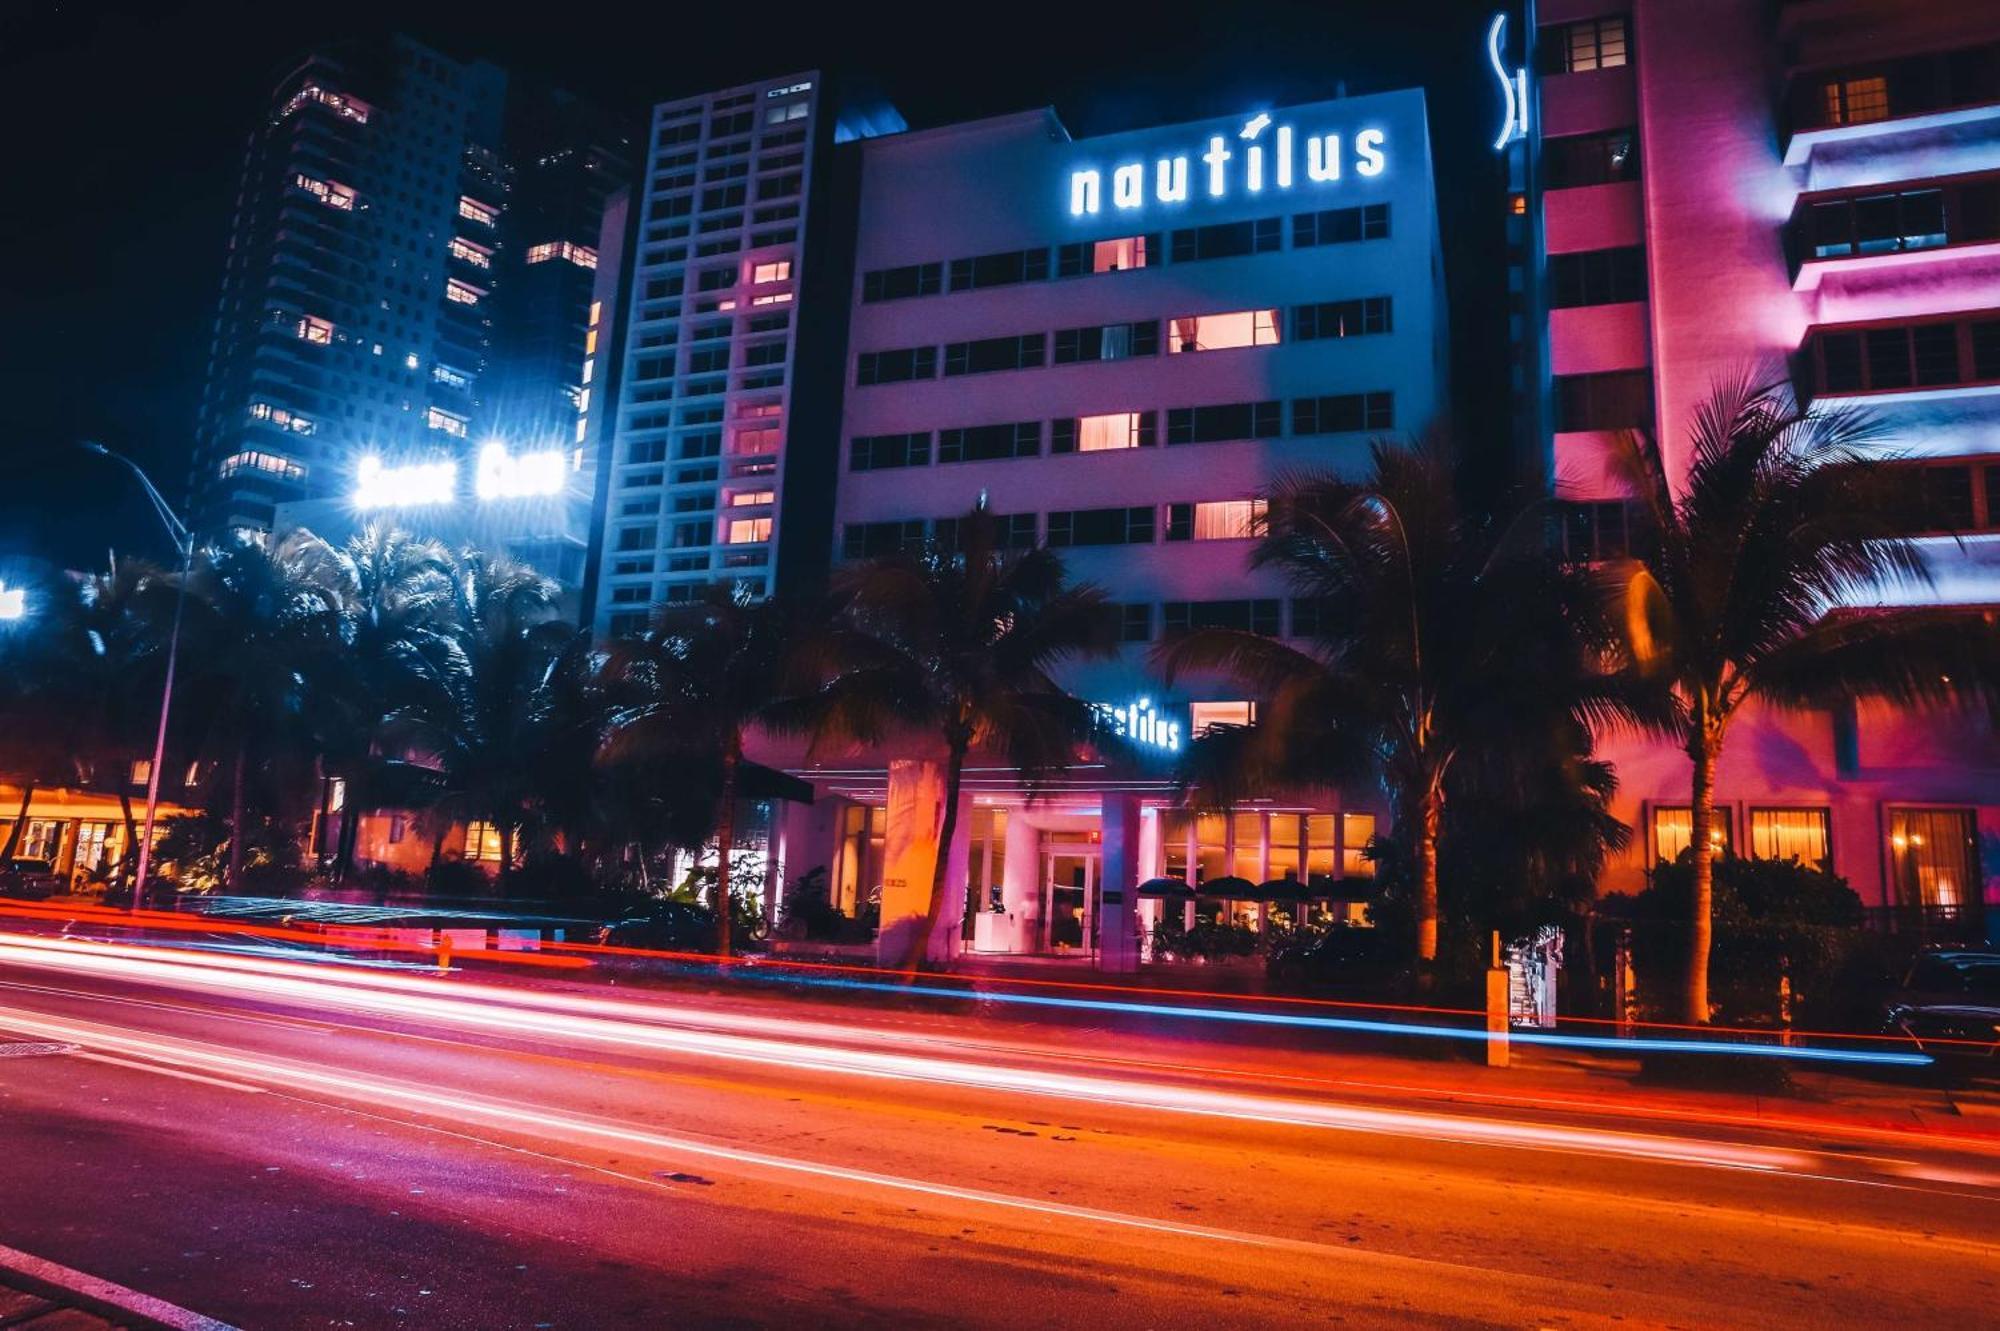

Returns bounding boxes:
[0,930,1994,1329]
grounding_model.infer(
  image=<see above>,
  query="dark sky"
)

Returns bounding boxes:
[0,0,1510,572]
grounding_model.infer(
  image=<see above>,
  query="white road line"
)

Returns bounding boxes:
[70,1050,267,1095]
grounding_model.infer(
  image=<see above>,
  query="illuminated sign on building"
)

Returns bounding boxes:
[1068,113,1386,219]
[1095,697,1182,753]
[354,455,458,510]
[1488,13,1529,150]
[0,583,24,622]
[475,442,566,501]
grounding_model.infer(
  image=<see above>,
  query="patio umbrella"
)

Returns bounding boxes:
[1137,877,1196,899]
[1193,875,1257,898]
[1254,877,1312,902]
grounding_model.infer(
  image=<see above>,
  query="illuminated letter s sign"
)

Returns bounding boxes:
[1488,12,1529,150]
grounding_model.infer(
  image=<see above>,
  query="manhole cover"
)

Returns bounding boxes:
[0,1042,78,1058]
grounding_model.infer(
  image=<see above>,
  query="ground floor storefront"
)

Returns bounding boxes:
[0,783,193,887]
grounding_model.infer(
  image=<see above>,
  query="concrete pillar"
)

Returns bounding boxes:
[877,759,946,967]
[927,788,975,965]
[1100,794,1141,973]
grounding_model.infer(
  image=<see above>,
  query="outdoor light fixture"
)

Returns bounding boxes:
[0,583,24,621]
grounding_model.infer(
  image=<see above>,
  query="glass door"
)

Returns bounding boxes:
[1042,849,1098,952]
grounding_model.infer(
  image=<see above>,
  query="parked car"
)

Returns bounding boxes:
[592,901,718,954]
[1880,949,2000,1080]
[0,859,63,901]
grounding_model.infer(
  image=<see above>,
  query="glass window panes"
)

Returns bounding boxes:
[1232,812,1264,880]
[1888,808,1977,911]
[1650,806,1734,864]
[1340,813,1376,878]
[1267,814,1302,880]
[1748,808,1831,867]
[1195,813,1229,884]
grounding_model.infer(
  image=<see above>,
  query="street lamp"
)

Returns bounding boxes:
[80,442,193,910]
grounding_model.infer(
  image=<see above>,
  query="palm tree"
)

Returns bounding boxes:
[175,529,349,891]
[600,585,813,957]
[813,506,1118,970]
[1612,373,1999,1022]
[1155,437,1626,967]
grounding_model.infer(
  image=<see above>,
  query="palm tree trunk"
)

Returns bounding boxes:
[497,822,515,894]
[2,781,34,861]
[713,739,740,960]
[227,741,248,892]
[1684,736,1718,1025]
[1413,785,1442,964]
[898,741,968,973]
[116,787,140,874]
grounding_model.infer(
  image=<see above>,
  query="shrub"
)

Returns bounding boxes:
[1150,914,1260,962]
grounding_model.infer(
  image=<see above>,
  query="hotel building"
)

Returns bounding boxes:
[768,89,1450,965]
[1532,0,2000,927]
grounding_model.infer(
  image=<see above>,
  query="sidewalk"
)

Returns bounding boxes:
[0,1244,237,1331]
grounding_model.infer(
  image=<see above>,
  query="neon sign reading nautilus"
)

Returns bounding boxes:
[1068,113,1387,219]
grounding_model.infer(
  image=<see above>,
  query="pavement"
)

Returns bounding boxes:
[0,927,1995,1328]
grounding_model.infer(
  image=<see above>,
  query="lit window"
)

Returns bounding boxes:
[1561,16,1627,73]
[1168,309,1281,353]
[279,84,370,124]
[575,418,589,443]
[584,328,598,355]
[293,174,355,210]
[1189,701,1256,737]
[448,237,492,268]
[426,407,469,438]
[247,402,314,435]
[296,315,334,345]
[750,260,792,284]
[458,196,499,227]
[1650,806,1733,864]
[576,388,591,414]
[765,101,808,125]
[580,360,594,385]
[1748,808,1831,867]
[1093,236,1149,272]
[730,489,775,507]
[129,759,152,786]
[1822,75,1890,127]
[1340,813,1376,878]
[1888,808,1977,911]
[738,402,782,419]
[1077,412,1145,452]
[589,300,602,325]
[733,426,781,454]
[445,278,484,306]
[1190,499,1265,540]
[432,363,471,391]
[751,291,791,306]
[726,516,772,544]
[525,240,597,269]
[463,820,503,862]
[219,451,306,482]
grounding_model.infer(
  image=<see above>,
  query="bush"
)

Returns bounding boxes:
[1150,914,1260,962]
[509,850,595,900]
[1609,854,1872,1026]
[1266,922,1413,995]
[425,858,489,897]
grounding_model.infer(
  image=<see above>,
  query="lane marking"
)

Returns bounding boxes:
[71,1050,267,1095]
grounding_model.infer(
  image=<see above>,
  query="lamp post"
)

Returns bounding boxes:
[81,442,193,911]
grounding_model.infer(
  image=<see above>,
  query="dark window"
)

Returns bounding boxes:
[1293,296,1393,340]
[1920,465,1977,531]
[1556,501,1631,561]
[842,520,928,560]
[1292,392,1395,434]
[932,513,1038,551]
[1046,506,1155,547]
[856,345,938,386]
[1165,401,1283,445]
[626,438,667,464]
[1552,370,1653,431]
[947,248,1049,291]
[1293,203,1390,248]
[1548,247,1648,307]
[1161,599,1282,636]
[633,355,675,381]
[1544,129,1640,189]
[862,262,943,302]
[944,333,1045,376]
[1052,321,1160,363]
[1117,604,1152,643]
[850,432,931,471]
[643,275,684,300]
[1971,319,2000,380]
[937,421,1040,464]
[677,431,721,459]
[700,183,747,211]
[687,345,730,374]
[1168,217,1282,263]
[1289,598,1328,638]
[695,267,736,291]
[1539,16,1629,75]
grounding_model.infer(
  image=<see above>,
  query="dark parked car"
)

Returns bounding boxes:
[592,901,718,954]
[0,859,62,901]
[1881,949,2000,1080]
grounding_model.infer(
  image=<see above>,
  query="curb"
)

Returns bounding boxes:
[0,1243,239,1331]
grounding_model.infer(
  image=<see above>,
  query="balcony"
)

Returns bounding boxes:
[1787,171,2000,291]
[1782,41,2000,171]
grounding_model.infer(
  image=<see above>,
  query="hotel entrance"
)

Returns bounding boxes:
[1042,845,1099,953]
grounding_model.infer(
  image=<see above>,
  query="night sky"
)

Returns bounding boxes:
[0,0,1510,573]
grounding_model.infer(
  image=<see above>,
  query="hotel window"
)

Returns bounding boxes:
[1168,217,1281,263]
[1888,808,1978,912]
[1117,604,1152,642]
[842,519,927,560]
[1540,15,1628,75]
[850,432,931,471]
[1819,75,1890,127]
[1051,411,1156,453]
[1806,188,1948,259]
[1749,808,1832,868]
[729,490,775,508]
[1810,317,1995,395]
[1162,599,1282,636]
[1553,370,1652,431]
[426,407,469,438]
[1292,392,1394,435]
[458,196,499,227]
[524,240,595,269]
[725,517,772,545]
[1293,203,1390,248]
[944,333,1046,376]
[1289,597,1328,638]
[447,237,493,269]
[627,438,669,465]
[1158,811,1192,882]
[1189,701,1256,738]
[1340,813,1377,878]
[933,512,1038,551]
[219,451,306,483]
[1165,499,1265,542]
[1306,814,1337,880]
[749,260,791,284]
[687,346,729,375]
[445,278,484,307]
[1166,401,1282,445]
[1543,129,1640,189]
[862,261,943,302]
[1194,813,1230,885]
[293,174,356,210]
[967,807,1009,914]
[733,426,782,455]
[1046,506,1155,547]
[1231,811,1264,881]
[756,173,802,201]
[433,363,473,391]
[295,315,334,345]
[1293,297,1392,340]
[1548,247,1647,307]
[765,100,808,125]
[1055,233,1157,277]
[948,247,1050,291]
[1168,309,1281,353]
[1650,806,1734,865]
[1053,321,1159,363]
[463,821,504,863]
[937,421,1040,464]
[855,346,938,386]
[1557,500,1630,562]
[19,819,61,862]
[678,431,723,459]
[696,267,737,292]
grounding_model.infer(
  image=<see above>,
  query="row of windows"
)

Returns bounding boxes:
[1805,313,2000,396]
[858,204,1391,303]
[1543,128,1640,190]
[846,500,1263,560]
[1792,42,2000,134]
[1548,246,1647,309]
[1791,174,2000,268]
[847,394,1396,471]
[854,296,1393,386]
[1540,15,1629,76]
[1552,369,1654,432]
